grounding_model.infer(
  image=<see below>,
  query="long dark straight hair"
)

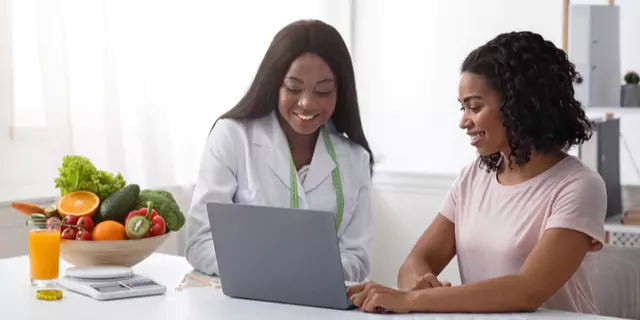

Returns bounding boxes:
[211,19,374,174]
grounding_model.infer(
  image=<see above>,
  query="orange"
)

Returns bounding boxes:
[92,221,127,241]
[57,191,100,218]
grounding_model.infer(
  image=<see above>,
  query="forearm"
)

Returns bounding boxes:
[397,256,434,289]
[410,275,541,313]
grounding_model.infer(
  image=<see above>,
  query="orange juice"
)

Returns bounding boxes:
[28,229,61,281]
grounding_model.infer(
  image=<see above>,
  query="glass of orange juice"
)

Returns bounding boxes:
[27,214,62,287]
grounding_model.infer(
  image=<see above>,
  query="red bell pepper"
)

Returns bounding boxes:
[147,213,166,237]
[124,201,166,237]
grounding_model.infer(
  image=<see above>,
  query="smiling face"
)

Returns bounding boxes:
[458,72,508,156]
[278,53,337,136]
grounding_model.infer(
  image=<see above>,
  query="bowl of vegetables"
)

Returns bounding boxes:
[14,155,186,267]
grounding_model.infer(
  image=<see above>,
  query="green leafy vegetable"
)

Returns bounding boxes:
[54,155,126,200]
[93,170,127,201]
[134,189,185,232]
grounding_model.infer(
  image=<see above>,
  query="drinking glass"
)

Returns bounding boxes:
[27,214,62,288]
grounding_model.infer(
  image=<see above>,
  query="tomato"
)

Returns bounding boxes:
[76,216,94,232]
[62,215,79,227]
[76,229,92,240]
[61,227,77,240]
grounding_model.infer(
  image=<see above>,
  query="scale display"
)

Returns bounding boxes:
[59,266,166,301]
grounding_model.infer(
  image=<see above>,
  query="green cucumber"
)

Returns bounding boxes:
[96,184,140,224]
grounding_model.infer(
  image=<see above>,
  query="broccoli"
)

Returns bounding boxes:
[134,189,185,231]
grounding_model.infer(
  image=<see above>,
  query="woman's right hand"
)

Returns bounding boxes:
[410,273,451,290]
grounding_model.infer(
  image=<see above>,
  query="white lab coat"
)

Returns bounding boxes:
[185,111,373,282]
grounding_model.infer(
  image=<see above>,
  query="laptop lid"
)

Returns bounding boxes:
[206,201,353,310]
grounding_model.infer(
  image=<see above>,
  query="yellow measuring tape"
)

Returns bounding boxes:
[36,289,63,301]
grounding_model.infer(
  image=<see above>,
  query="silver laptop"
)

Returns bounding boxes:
[206,201,356,310]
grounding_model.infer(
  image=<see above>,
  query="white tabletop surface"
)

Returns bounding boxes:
[0,253,623,320]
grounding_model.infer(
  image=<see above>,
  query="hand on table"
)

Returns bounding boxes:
[347,281,418,314]
[346,274,451,313]
[410,273,451,290]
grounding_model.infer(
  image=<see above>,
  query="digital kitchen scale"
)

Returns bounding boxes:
[58,266,166,301]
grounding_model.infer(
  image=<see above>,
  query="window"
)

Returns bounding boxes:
[0,0,353,202]
[11,0,46,128]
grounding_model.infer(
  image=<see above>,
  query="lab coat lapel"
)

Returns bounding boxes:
[256,112,306,206]
[261,112,294,191]
[303,126,338,193]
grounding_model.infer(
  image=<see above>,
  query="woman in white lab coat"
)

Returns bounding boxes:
[185,19,375,282]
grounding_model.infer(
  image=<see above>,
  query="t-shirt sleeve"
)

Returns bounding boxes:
[439,164,473,223]
[545,171,608,251]
[439,181,458,223]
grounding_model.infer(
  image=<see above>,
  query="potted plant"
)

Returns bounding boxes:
[621,71,640,107]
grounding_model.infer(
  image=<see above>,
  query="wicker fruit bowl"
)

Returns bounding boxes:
[60,232,171,267]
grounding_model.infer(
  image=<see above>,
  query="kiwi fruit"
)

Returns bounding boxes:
[44,203,61,220]
[125,216,151,239]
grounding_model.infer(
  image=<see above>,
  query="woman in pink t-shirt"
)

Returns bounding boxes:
[348,31,607,315]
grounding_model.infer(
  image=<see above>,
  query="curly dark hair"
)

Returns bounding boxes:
[461,31,594,172]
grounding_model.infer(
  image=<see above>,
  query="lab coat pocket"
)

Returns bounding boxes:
[234,188,259,205]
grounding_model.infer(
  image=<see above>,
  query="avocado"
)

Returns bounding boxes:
[125,215,151,239]
[96,184,140,224]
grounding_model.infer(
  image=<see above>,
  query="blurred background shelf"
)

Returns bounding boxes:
[585,107,640,115]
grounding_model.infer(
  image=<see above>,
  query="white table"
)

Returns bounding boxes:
[0,253,623,320]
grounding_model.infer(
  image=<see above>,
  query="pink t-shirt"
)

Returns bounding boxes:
[439,155,607,314]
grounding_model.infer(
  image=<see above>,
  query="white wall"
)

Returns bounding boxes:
[353,0,640,186]
[353,0,563,176]
[370,171,460,287]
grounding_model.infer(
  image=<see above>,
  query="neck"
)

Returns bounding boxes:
[277,116,319,170]
[497,150,567,185]
[287,132,318,152]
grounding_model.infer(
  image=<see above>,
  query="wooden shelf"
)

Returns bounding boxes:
[585,107,640,115]
[605,213,640,233]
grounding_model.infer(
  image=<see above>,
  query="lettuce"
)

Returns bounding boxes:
[54,155,126,200]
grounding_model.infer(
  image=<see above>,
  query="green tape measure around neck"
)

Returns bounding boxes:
[287,126,344,232]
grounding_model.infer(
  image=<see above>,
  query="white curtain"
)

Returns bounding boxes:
[9,0,352,196]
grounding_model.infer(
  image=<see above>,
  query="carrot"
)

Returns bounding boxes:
[10,202,46,216]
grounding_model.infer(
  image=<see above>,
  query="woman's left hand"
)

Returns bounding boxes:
[347,281,417,314]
